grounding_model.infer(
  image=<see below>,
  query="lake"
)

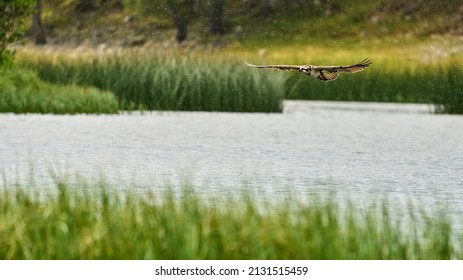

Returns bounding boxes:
[1,101,462,216]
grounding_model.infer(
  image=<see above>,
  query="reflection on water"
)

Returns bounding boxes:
[1,101,463,214]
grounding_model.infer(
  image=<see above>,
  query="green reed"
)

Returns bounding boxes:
[432,62,463,114]
[21,53,286,113]
[0,182,460,260]
[0,67,119,114]
[17,50,463,114]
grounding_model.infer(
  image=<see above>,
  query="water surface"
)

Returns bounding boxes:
[1,101,462,214]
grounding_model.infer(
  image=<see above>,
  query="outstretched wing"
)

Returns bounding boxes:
[315,58,372,73]
[245,62,301,71]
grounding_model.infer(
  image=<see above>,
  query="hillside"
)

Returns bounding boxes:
[28,0,463,50]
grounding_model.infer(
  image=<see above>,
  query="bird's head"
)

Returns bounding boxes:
[299,65,311,73]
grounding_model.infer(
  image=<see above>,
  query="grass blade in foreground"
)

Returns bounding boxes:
[0,184,461,259]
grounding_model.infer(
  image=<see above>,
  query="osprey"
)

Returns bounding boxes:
[245,58,372,81]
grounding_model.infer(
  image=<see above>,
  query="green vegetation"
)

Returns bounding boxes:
[0,0,33,67]
[433,62,463,114]
[39,1,463,47]
[0,183,461,259]
[20,51,286,112]
[1,1,119,115]
[18,49,463,114]
[0,67,119,114]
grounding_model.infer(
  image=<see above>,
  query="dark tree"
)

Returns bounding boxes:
[207,0,225,34]
[165,0,195,43]
[75,0,97,13]
[172,11,188,42]
[260,0,272,17]
[32,0,46,45]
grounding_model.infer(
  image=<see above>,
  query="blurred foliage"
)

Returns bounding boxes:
[122,0,168,15]
[20,51,286,112]
[0,66,119,114]
[0,0,34,68]
[32,0,463,47]
[1,184,461,259]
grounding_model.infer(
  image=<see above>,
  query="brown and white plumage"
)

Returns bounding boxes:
[245,58,372,81]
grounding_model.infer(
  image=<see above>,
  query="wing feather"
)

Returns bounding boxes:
[315,58,372,73]
[245,62,301,71]
[319,70,339,81]
[246,58,372,81]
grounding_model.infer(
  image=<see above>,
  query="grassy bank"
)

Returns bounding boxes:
[0,183,460,260]
[18,48,463,114]
[0,67,119,114]
[19,51,286,113]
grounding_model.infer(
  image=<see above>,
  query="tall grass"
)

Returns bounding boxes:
[20,52,286,113]
[432,62,463,114]
[0,183,461,260]
[0,67,119,114]
[20,49,463,114]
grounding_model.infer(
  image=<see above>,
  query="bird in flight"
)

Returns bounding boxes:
[245,58,372,81]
